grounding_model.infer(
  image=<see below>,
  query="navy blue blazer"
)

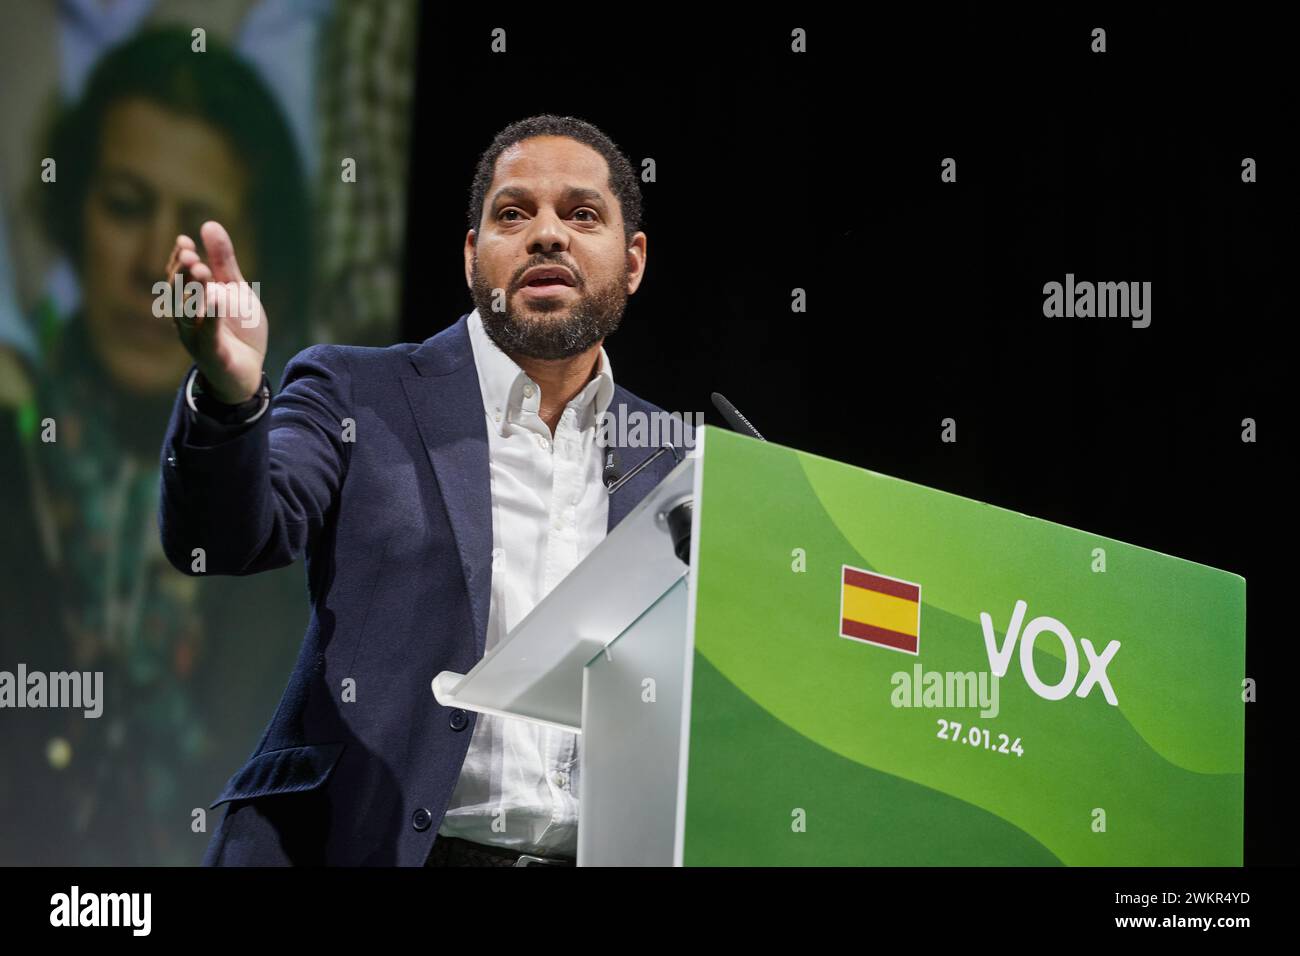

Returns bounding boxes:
[158,313,685,865]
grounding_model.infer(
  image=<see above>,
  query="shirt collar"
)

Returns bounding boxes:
[466,308,614,437]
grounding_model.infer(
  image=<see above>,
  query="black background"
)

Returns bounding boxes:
[403,8,1291,864]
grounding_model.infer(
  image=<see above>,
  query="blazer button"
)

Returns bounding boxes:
[411,808,432,832]
[449,709,469,732]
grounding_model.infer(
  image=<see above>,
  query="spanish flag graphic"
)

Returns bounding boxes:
[839,565,922,654]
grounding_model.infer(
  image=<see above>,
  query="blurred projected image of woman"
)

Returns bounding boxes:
[0,28,310,865]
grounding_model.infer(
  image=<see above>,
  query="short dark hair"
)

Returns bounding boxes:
[467,114,642,244]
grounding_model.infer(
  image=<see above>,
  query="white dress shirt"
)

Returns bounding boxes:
[436,308,614,858]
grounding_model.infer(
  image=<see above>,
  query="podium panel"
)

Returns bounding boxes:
[579,576,690,867]
[680,428,1245,865]
[435,426,1245,865]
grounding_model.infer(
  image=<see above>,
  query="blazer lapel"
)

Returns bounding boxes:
[399,319,686,653]
[606,386,682,533]
[402,316,493,659]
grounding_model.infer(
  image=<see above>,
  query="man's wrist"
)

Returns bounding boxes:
[196,370,259,407]
[187,367,272,425]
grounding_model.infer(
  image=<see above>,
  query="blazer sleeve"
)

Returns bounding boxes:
[158,343,353,576]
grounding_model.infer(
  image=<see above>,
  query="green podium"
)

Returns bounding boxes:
[434,426,1246,865]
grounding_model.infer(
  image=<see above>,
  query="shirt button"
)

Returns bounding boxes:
[523,384,535,398]
[536,435,549,450]
[411,808,432,831]
[553,772,568,789]
[449,709,469,731]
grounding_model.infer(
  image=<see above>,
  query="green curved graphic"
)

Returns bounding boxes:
[796,450,1244,775]
[684,429,1244,865]
[684,653,1064,866]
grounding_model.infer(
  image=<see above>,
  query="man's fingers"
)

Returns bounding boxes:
[167,234,195,270]
[200,220,243,284]
[166,234,196,277]
[173,259,213,332]
[166,235,215,348]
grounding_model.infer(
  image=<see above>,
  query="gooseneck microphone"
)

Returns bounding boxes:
[710,392,765,441]
[599,395,766,565]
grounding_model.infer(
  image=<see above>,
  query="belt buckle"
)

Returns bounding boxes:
[513,853,569,867]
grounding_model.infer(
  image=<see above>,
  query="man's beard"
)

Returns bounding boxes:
[470,256,627,360]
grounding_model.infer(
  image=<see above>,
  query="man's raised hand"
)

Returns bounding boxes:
[165,221,268,404]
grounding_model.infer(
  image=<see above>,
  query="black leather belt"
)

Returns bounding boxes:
[425,835,576,867]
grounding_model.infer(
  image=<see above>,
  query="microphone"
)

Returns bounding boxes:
[711,392,766,441]
[602,445,621,489]
[598,434,688,562]
[603,395,766,564]
[605,444,680,496]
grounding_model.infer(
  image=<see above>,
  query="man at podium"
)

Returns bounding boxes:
[157,115,679,866]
